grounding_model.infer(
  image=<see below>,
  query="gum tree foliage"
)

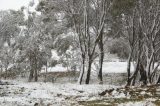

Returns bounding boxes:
[17,9,52,82]
[112,0,160,86]
[0,10,25,77]
[0,0,75,81]
[37,0,113,84]
[37,0,83,80]
[0,6,52,80]
[108,38,130,59]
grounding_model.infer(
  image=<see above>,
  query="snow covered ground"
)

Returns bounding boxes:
[0,79,159,106]
[101,62,134,73]
[0,79,116,106]
[41,62,135,73]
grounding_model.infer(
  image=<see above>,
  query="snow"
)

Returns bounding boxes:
[101,62,134,73]
[0,79,159,106]
[0,80,117,106]
[41,64,68,73]
[51,50,60,60]
[42,49,160,74]
[140,91,146,95]
[42,62,135,73]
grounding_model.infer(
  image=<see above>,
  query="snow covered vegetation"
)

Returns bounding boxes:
[0,0,160,106]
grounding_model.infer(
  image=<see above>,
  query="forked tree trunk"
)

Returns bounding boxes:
[131,45,141,86]
[150,63,159,83]
[129,43,141,86]
[98,33,104,84]
[131,59,140,86]
[146,60,152,83]
[84,0,92,85]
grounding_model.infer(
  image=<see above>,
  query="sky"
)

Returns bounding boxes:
[0,0,38,10]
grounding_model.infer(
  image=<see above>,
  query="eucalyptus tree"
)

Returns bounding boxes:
[88,0,113,84]
[37,0,114,84]
[12,1,53,82]
[26,15,52,82]
[0,10,25,78]
[115,0,160,85]
[111,0,140,86]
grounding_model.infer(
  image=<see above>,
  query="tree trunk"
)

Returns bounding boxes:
[146,61,151,82]
[78,54,85,84]
[146,55,154,84]
[5,67,8,79]
[34,55,38,82]
[98,41,104,84]
[28,53,34,82]
[98,57,103,84]
[44,62,48,82]
[34,68,38,82]
[131,47,141,86]
[150,63,159,83]
[139,64,147,85]
[156,75,160,84]
[28,58,34,82]
[28,68,34,82]
[85,60,92,84]
[0,65,2,79]
[131,60,140,86]
[126,52,132,86]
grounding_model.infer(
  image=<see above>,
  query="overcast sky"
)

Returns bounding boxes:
[0,0,38,10]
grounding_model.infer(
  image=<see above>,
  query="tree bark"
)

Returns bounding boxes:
[126,51,132,86]
[28,52,34,82]
[131,59,140,86]
[28,68,34,82]
[156,75,160,84]
[98,34,104,84]
[85,60,92,84]
[34,53,38,82]
[146,58,153,83]
[78,54,85,84]
[139,64,147,85]
[150,63,159,83]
